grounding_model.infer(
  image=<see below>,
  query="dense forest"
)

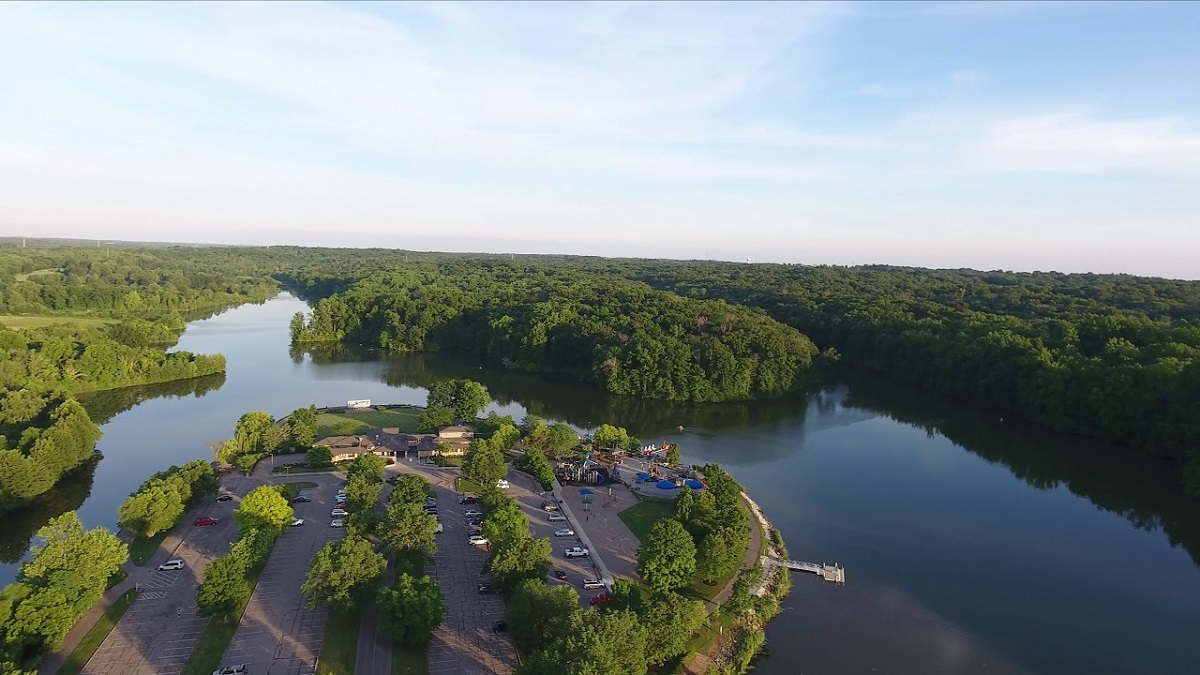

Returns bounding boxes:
[0,245,280,515]
[286,262,820,402]
[3,242,1198,496]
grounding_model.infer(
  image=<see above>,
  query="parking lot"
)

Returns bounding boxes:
[219,476,343,675]
[81,481,251,675]
[420,472,519,675]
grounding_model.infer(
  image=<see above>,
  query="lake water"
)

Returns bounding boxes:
[6,293,1199,674]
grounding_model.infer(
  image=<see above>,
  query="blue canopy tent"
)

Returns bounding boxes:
[655,480,677,490]
[684,479,704,490]
[578,488,595,495]
[636,472,652,481]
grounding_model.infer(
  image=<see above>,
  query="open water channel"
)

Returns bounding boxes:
[4,293,1198,674]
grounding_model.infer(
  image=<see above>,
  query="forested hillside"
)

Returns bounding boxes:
[599,261,1200,493]
[286,262,820,402]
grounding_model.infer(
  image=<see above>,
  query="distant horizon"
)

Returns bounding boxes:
[4,234,1198,282]
[2,3,1198,280]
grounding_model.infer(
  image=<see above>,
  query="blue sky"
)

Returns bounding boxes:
[1,2,1198,278]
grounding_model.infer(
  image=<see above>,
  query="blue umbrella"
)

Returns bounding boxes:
[578,488,595,495]
[684,479,704,490]
[636,472,651,480]
[655,480,677,490]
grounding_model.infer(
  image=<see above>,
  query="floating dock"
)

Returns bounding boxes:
[778,559,846,584]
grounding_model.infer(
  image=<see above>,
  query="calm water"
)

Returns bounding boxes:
[6,294,1199,674]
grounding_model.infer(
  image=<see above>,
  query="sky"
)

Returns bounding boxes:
[1,1,1198,279]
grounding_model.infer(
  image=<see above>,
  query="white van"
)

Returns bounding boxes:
[495,479,510,489]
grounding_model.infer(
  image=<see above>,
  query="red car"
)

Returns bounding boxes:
[194,517,219,526]
[589,593,611,606]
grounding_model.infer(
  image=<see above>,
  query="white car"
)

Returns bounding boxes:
[548,513,567,522]
[157,559,185,571]
[553,528,575,537]
[330,519,344,528]
[495,479,510,489]
[468,535,489,546]
[331,508,348,517]
[434,523,444,534]
[464,509,483,518]
[291,518,304,527]
[581,578,605,589]
[564,546,589,558]
[212,666,247,675]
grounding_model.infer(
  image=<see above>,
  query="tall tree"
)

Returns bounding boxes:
[303,536,386,608]
[507,579,581,654]
[234,486,294,535]
[377,573,446,648]
[381,502,438,554]
[636,518,696,594]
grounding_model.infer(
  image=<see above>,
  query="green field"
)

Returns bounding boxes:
[315,408,422,439]
[58,589,138,675]
[0,314,118,329]
[617,499,677,542]
[319,604,362,675]
[129,530,171,566]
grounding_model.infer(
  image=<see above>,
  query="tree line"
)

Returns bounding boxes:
[117,460,218,538]
[285,261,820,403]
[0,392,102,516]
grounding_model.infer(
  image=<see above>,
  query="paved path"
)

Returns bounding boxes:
[220,476,343,675]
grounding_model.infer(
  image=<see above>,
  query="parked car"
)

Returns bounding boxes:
[582,578,605,589]
[467,517,482,526]
[553,569,568,580]
[330,519,344,528]
[331,509,348,517]
[491,620,507,632]
[292,496,312,503]
[564,546,589,558]
[495,479,510,489]
[548,513,567,522]
[157,559,185,571]
[423,506,438,515]
[434,523,444,534]
[477,584,499,595]
[212,665,247,675]
[215,494,234,502]
[459,495,479,505]
[194,517,219,526]
[553,528,575,537]
[589,593,611,606]
[541,502,559,512]
[291,519,304,527]
[464,509,482,517]
[468,535,489,546]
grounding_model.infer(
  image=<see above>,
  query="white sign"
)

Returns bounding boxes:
[346,399,371,409]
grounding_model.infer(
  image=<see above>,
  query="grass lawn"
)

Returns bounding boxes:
[180,551,274,675]
[273,464,340,475]
[58,589,138,675]
[129,530,171,566]
[318,604,362,675]
[433,455,462,467]
[455,478,484,495]
[392,646,429,675]
[276,481,319,500]
[617,499,677,542]
[315,408,422,439]
[0,314,118,329]
[106,568,128,590]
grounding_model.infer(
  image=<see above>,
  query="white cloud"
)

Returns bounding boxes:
[963,112,1200,173]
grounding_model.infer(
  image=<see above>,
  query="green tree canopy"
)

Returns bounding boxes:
[234,486,294,535]
[544,423,579,456]
[381,502,438,555]
[507,579,581,654]
[488,535,552,591]
[286,405,319,448]
[302,536,386,608]
[636,518,696,594]
[417,405,456,432]
[518,608,649,675]
[307,445,333,467]
[196,554,252,619]
[481,500,529,547]
[639,592,707,665]
[346,453,387,484]
[377,573,446,648]
[117,486,183,538]
[389,473,431,506]
[462,439,506,487]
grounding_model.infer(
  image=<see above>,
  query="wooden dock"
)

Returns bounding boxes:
[777,559,846,584]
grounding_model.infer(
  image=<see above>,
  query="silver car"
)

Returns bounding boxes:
[553,528,575,537]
